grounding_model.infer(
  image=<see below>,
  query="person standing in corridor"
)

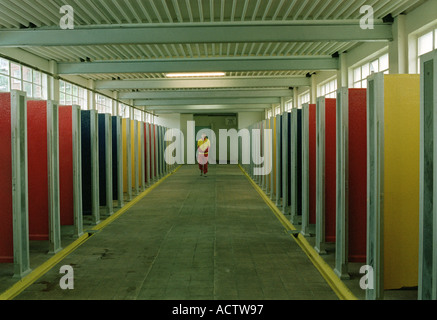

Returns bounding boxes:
[197,134,210,177]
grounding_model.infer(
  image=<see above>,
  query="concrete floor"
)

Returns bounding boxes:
[4,165,340,300]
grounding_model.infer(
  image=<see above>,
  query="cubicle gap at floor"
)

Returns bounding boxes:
[0,90,31,278]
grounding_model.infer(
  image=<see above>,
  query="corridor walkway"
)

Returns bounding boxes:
[14,165,338,300]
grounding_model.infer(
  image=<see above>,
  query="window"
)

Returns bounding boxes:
[95,94,112,114]
[60,80,88,109]
[298,91,310,109]
[352,53,389,88]
[119,103,130,118]
[0,58,9,92]
[274,105,281,116]
[285,100,293,112]
[267,109,272,119]
[0,58,47,99]
[318,77,337,98]
[134,109,142,121]
[417,29,437,71]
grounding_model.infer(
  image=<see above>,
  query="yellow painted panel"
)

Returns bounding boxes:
[383,74,420,290]
[273,117,276,195]
[122,119,128,193]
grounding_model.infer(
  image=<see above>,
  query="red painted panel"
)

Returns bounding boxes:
[325,98,337,243]
[27,100,49,241]
[59,106,74,226]
[309,104,317,225]
[348,89,367,262]
[0,93,14,263]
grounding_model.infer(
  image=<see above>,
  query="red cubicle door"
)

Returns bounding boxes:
[325,98,337,243]
[348,89,367,262]
[59,105,74,226]
[27,100,49,241]
[0,93,14,262]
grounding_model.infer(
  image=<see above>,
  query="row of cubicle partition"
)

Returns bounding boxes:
[241,50,437,300]
[0,96,173,279]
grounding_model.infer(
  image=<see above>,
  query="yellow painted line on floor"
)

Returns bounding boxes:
[0,165,181,301]
[92,165,182,232]
[0,232,91,301]
[238,164,358,301]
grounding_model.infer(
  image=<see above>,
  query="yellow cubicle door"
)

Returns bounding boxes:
[383,74,420,290]
[122,119,128,193]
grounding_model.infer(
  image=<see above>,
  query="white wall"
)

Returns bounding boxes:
[238,111,264,129]
[154,113,180,129]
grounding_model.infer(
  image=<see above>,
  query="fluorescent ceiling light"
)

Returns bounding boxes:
[165,72,226,78]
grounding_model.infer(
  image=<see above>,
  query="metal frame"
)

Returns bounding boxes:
[315,97,327,255]
[290,109,298,224]
[156,125,161,179]
[104,114,114,215]
[419,50,437,300]
[161,126,166,176]
[151,124,156,182]
[282,112,290,215]
[11,90,31,279]
[257,121,262,185]
[334,88,350,280]
[145,122,151,187]
[90,110,101,225]
[113,116,124,208]
[269,117,275,200]
[140,121,146,191]
[47,100,62,254]
[264,121,272,190]
[260,120,268,192]
[72,105,83,237]
[275,114,282,207]
[154,124,159,181]
[301,103,311,236]
[125,118,132,201]
[133,120,139,195]
[366,72,385,300]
